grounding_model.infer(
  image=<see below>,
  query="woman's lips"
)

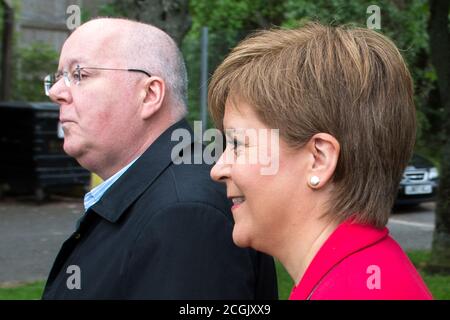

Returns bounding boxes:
[231,197,245,210]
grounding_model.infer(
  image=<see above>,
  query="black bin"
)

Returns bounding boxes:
[0,101,90,199]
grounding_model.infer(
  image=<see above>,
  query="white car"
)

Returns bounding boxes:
[396,154,439,206]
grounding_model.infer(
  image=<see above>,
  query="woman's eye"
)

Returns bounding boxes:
[225,135,245,156]
[232,138,243,155]
[233,139,238,149]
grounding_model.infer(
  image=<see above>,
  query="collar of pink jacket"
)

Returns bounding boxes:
[289,220,388,300]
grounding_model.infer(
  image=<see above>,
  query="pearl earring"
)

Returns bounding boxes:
[310,176,320,187]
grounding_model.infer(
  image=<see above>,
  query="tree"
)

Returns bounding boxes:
[189,0,286,75]
[282,0,438,160]
[1,0,14,100]
[427,0,450,274]
[186,0,287,124]
[187,0,437,152]
[111,0,191,47]
[12,42,58,102]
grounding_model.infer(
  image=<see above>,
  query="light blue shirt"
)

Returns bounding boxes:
[84,158,138,212]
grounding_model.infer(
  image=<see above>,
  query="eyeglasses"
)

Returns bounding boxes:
[44,64,151,96]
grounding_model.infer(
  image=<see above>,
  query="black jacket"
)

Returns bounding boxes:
[42,119,278,299]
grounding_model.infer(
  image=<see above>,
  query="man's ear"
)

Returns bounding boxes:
[140,76,165,120]
[305,133,340,189]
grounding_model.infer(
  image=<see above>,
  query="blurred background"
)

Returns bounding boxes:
[0,0,448,299]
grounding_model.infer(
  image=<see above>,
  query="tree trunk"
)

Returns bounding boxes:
[1,0,14,101]
[112,0,191,47]
[427,0,450,274]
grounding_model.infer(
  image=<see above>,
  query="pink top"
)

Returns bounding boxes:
[289,220,432,300]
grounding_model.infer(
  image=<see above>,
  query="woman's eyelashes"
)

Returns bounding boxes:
[227,137,245,156]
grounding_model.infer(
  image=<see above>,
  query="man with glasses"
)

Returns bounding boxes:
[42,18,277,299]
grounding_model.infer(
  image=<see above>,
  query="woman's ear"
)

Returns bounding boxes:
[140,76,165,120]
[305,133,340,189]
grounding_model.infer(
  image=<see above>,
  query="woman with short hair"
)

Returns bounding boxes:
[209,22,432,300]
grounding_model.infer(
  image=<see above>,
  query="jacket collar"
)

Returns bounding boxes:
[90,118,193,223]
[290,220,388,299]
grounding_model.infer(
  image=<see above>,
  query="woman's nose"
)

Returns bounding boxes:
[210,152,231,183]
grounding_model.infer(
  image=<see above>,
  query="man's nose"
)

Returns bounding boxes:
[48,78,72,105]
[210,151,231,183]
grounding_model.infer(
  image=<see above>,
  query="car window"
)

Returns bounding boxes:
[409,154,432,168]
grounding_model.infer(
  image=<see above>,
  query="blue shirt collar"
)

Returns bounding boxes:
[84,157,138,212]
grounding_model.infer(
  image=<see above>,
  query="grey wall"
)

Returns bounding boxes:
[17,0,112,52]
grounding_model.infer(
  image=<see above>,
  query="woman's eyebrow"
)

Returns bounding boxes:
[224,128,235,137]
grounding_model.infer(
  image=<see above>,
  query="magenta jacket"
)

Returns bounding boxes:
[289,220,432,300]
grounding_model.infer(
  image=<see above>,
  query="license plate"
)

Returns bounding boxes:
[405,184,432,195]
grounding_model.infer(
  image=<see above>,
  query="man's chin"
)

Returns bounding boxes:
[63,141,84,160]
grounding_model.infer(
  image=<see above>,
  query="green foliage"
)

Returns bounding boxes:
[0,281,44,300]
[181,31,202,124]
[408,250,450,299]
[98,2,126,17]
[184,0,440,157]
[0,5,5,88]
[81,6,93,22]
[185,0,286,125]
[275,260,294,300]
[11,42,59,102]
[282,0,436,156]
[0,5,3,39]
